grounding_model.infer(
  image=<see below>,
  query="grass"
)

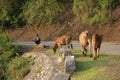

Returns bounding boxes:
[46,48,120,80]
[71,49,120,80]
[35,65,43,73]
[6,57,31,80]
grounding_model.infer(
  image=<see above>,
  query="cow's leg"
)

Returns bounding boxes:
[82,45,85,56]
[97,48,100,58]
[93,48,97,60]
[57,43,62,55]
[82,45,87,56]
[70,43,73,49]
[67,44,70,49]
[68,43,73,50]
[65,40,70,49]
[65,41,70,50]
[88,41,92,57]
[84,47,87,56]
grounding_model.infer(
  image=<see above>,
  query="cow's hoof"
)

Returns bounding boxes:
[93,57,97,60]
[97,55,99,58]
[84,54,87,56]
[83,52,87,56]
[90,54,92,57]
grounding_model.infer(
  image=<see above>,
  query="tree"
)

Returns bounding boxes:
[22,0,63,25]
[0,0,26,29]
[73,0,115,26]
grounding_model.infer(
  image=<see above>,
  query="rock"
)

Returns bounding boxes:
[58,56,64,63]
[65,56,76,74]
[23,47,75,80]
[51,72,70,80]
[59,48,72,58]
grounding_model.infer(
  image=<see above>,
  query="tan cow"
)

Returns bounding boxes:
[53,34,73,54]
[79,30,90,56]
[92,34,103,60]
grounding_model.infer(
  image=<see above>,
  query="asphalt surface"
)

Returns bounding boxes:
[13,41,120,55]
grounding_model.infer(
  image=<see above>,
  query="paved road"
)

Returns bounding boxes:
[13,41,120,55]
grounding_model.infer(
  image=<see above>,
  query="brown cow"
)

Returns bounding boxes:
[53,34,73,54]
[92,34,103,60]
[79,30,90,56]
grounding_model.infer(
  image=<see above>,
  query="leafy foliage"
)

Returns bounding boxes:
[0,34,17,60]
[73,0,119,26]
[0,0,119,28]
[6,57,31,80]
[22,0,63,24]
[0,34,31,80]
[0,34,17,79]
[0,0,26,29]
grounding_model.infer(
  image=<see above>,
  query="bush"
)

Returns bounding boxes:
[73,0,118,26]
[0,0,26,29]
[0,33,18,79]
[6,57,31,80]
[0,0,119,28]
[22,0,63,25]
[0,34,17,60]
[0,34,31,80]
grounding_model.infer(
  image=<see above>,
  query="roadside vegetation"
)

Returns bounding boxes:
[0,0,120,29]
[0,33,120,80]
[46,48,120,80]
[0,34,32,80]
[73,0,118,26]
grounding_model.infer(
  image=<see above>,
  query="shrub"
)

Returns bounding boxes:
[22,0,63,25]
[0,34,31,80]
[6,57,31,80]
[73,0,118,26]
[0,0,26,29]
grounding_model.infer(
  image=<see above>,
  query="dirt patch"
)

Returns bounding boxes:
[7,23,120,42]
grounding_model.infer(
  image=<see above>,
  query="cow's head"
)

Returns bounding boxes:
[53,42,58,54]
[85,30,88,36]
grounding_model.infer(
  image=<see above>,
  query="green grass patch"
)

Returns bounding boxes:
[45,48,61,56]
[6,57,31,80]
[71,49,120,80]
[45,48,54,55]
[46,48,120,80]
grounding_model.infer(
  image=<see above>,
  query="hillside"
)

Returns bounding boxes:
[4,5,120,42]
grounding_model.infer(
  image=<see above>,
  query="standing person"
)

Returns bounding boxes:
[33,34,41,45]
